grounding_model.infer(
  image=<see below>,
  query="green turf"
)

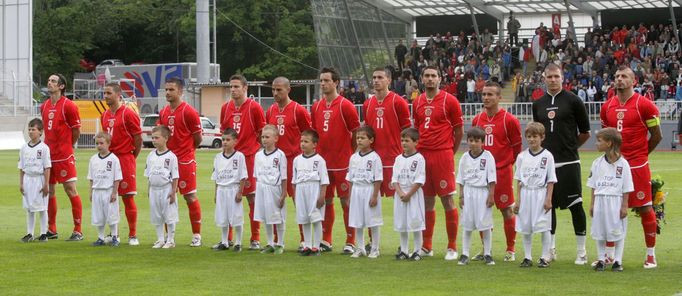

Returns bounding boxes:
[1,149,681,295]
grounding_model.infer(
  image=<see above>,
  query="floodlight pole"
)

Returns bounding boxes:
[564,0,579,48]
[467,3,481,38]
[670,0,679,43]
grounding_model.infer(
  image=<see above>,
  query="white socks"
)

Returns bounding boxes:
[596,240,606,261]
[26,211,35,236]
[97,225,106,240]
[303,224,312,248]
[482,229,492,256]
[614,239,625,263]
[166,223,176,242]
[369,226,380,252]
[541,231,551,260]
[221,227,229,245]
[576,235,586,256]
[276,224,285,247]
[313,222,322,249]
[155,225,165,242]
[266,224,274,246]
[523,234,533,260]
[400,232,409,254]
[413,231,423,254]
[355,228,365,249]
[39,211,47,235]
[462,230,472,257]
[234,225,243,245]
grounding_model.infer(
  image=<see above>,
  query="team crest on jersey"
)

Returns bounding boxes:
[60,170,67,177]
[168,117,175,125]
[121,181,128,189]
[617,112,625,120]
[636,191,645,200]
[323,111,331,120]
[340,183,348,192]
[179,181,186,189]
[540,157,547,169]
[480,159,487,170]
[106,161,112,171]
[233,115,241,123]
[547,111,556,119]
[500,194,509,203]
[376,108,384,117]
[410,161,418,172]
[273,158,280,168]
[48,112,55,119]
[485,126,493,134]
[277,117,284,125]
[439,180,447,189]
[108,119,115,127]
[164,159,170,169]
[425,108,433,116]
[366,161,373,171]
[313,161,319,170]
[37,150,42,159]
[232,159,238,169]
[616,166,623,178]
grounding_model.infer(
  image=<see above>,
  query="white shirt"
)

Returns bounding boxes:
[514,148,557,189]
[211,151,248,186]
[18,141,51,175]
[456,150,497,187]
[292,153,330,185]
[391,152,426,190]
[144,149,179,187]
[346,150,383,185]
[586,155,634,196]
[87,152,122,189]
[254,148,287,186]
[467,80,476,92]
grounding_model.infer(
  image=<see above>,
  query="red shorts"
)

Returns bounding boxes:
[49,156,77,184]
[177,161,197,195]
[421,149,456,197]
[628,164,652,208]
[494,165,515,209]
[380,167,395,197]
[325,170,350,199]
[285,156,294,198]
[117,153,137,196]
[243,154,256,195]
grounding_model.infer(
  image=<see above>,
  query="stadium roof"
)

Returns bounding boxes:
[378,0,678,20]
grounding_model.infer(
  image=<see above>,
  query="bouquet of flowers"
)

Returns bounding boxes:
[651,175,667,234]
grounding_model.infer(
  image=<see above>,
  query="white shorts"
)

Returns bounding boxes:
[349,184,383,228]
[393,186,425,232]
[516,187,552,234]
[22,174,47,212]
[461,186,493,231]
[591,194,628,241]
[91,188,120,226]
[254,183,286,225]
[149,184,179,225]
[295,182,325,224]
[215,185,244,227]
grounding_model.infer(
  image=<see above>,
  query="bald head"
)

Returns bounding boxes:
[273,76,290,88]
[272,76,291,105]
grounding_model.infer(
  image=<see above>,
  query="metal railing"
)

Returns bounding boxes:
[0,70,33,116]
[75,118,101,148]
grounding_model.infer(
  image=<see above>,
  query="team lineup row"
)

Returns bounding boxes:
[22,64,661,270]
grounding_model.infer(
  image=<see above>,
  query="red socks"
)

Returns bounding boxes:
[48,196,57,233]
[322,202,335,244]
[606,241,615,247]
[187,199,202,235]
[249,202,260,241]
[228,226,233,241]
[122,197,138,237]
[445,209,459,250]
[503,216,516,252]
[69,195,82,233]
[342,203,354,245]
[423,210,436,251]
[641,208,657,248]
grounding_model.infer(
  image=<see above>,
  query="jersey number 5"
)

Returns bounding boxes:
[323,119,329,132]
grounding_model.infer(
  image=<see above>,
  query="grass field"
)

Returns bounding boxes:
[1,149,681,295]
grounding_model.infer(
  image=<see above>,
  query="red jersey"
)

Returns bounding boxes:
[413,90,463,151]
[265,100,311,157]
[472,108,522,168]
[362,91,411,166]
[41,96,81,162]
[101,105,141,156]
[600,93,659,167]
[311,96,360,170]
[220,98,266,156]
[158,101,202,162]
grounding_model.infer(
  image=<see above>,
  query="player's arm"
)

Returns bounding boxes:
[509,117,523,158]
[458,184,464,208]
[297,105,312,132]
[19,169,24,195]
[170,177,178,204]
[125,111,143,157]
[647,125,662,154]
[574,97,591,147]
[369,180,381,207]
[71,128,81,148]
[453,125,464,153]
[544,182,554,212]
[317,184,328,208]
[192,132,202,148]
[133,134,142,157]
[486,182,496,208]
[236,179,245,203]
[589,188,595,217]
[111,179,121,202]
[403,182,423,202]
[279,179,287,208]
[620,192,628,219]
[89,180,94,202]
[513,180,521,214]
[42,167,50,196]
[214,183,218,203]
[66,102,81,147]
[396,98,412,129]
[577,132,590,147]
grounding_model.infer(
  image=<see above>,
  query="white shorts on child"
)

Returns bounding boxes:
[254,183,286,225]
[349,184,383,228]
[215,184,244,227]
[295,182,325,224]
[516,187,552,234]
[591,194,628,241]
[393,187,425,232]
[149,184,179,225]
[91,188,120,226]
[22,174,47,212]
[461,186,493,231]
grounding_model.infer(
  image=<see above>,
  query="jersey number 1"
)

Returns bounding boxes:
[375,117,384,129]
[485,134,494,146]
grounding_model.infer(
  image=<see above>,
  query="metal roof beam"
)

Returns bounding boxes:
[464,0,504,21]
[566,0,598,18]
[370,0,415,23]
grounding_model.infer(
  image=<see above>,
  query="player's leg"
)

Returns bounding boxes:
[165,223,176,248]
[264,224,275,252]
[276,222,285,250]
[630,165,656,268]
[399,232,409,255]
[63,180,83,240]
[435,149,458,259]
[495,166,516,260]
[369,226,380,254]
[243,154,259,248]
[234,225,243,249]
[118,154,138,243]
[541,231,552,261]
[523,233,533,261]
[461,230,472,262]
[302,223,312,249]
[337,173,354,251]
[110,223,119,242]
[421,150,437,255]
[482,229,492,257]
[569,202,588,264]
[413,231,423,255]
[351,227,365,258]
[26,210,35,237]
[47,166,58,238]
[313,221,322,250]
[178,161,201,246]
[39,211,48,238]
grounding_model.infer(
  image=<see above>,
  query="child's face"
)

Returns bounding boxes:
[467,137,483,152]
[595,136,611,152]
[300,135,316,154]
[356,131,373,151]
[222,135,236,152]
[95,137,110,153]
[28,125,42,141]
[260,129,277,148]
[151,131,168,148]
[401,136,417,153]
[526,133,544,149]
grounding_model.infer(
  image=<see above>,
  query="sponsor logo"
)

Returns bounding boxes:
[616,166,622,178]
[439,180,447,189]
[636,191,645,200]
[313,161,319,170]
[410,160,417,172]
[540,157,547,169]
[480,159,487,170]
[232,159,238,169]
[106,161,112,171]
[164,159,170,169]
[548,110,556,119]
[366,161,372,171]
[273,158,280,168]
[37,150,42,159]
[340,183,348,192]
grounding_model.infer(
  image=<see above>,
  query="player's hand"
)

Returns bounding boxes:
[316,197,325,208]
[401,193,411,202]
[19,185,24,195]
[40,185,48,197]
[369,196,378,208]
[589,206,594,218]
[110,194,117,203]
[513,204,520,214]
[459,197,464,209]
[543,200,552,212]
[169,193,176,204]
[620,206,628,219]
[235,194,242,203]
[278,197,286,209]
[89,194,92,202]
[486,196,494,208]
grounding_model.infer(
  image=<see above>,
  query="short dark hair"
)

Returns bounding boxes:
[50,73,67,95]
[320,67,340,83]
[467,126,486,141]
[422,66,440,77]
[356,126,376,140]
[373,67,392,80]
[301,129,319,143]
[165,77,184,88]
[543,63,562,73]
[483,81,502,94]
[152,125,171,138]
[105,82,122,94]
[222,128,238,139]
[400,127,419,141]
[229,74,248,87]
[28,118,43,131]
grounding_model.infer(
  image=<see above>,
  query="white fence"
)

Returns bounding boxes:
[76,118,102,148]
